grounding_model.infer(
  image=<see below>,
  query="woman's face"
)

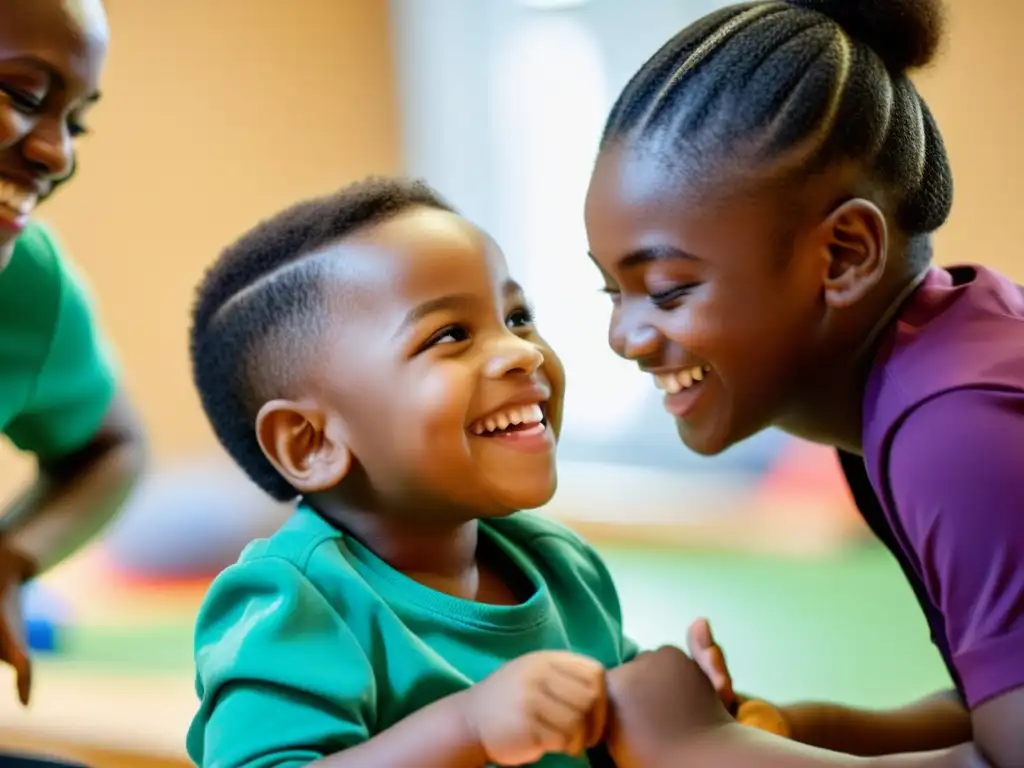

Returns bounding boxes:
[0,0,108,269]
[584,143,829,457]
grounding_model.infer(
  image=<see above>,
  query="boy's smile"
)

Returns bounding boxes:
[467,382,554,453]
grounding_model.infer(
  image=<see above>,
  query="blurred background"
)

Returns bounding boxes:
[0,0,1020,765]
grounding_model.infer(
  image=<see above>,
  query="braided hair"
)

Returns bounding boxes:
[602,0,952,260]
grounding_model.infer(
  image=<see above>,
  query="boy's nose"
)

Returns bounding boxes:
[483,337,545,378]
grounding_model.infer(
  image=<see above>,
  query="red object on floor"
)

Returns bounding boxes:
[760,440,854,502]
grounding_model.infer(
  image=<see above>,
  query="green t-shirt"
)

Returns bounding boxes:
[0,222,116,460]
[187,505,639,768]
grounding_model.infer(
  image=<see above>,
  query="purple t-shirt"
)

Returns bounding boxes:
[838,265,1024,709]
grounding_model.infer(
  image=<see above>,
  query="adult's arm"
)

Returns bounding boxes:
[2,226,145,572]
[688,619,971,754]
[611,389,1024,768]
[778,689,971,755]
[606,648,1004,768]
[2,388,144,572]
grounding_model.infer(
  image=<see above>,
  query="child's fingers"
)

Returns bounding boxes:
[583,680,609,748]
[543,668,602,712]
[534,695,590,756]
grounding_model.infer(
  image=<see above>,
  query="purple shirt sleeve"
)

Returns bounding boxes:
[888,387,1024,707]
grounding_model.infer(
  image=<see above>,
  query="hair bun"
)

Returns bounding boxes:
[785,0,945,72]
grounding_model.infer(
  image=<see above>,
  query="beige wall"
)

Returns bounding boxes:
[1,0,399,494]
[918,0,1024,278]
[1,0,1020,497]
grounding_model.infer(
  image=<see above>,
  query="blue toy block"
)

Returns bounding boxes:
[21,583,70,654]
[25,617,59,653]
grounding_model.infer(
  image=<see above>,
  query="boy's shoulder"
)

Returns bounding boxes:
[194,506,366,642]
[237,503,342,572]
[486,511,613,586]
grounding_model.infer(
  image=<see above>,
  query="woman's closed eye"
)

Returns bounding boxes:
[0,85,44,114]
[1,85,93,137]
[649,283,699,309]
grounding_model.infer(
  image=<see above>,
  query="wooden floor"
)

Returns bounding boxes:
[0,730,189,767]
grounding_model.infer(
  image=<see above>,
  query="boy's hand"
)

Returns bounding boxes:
[687,617,790,737]
[605,645,732,768]
[462,650,607,766]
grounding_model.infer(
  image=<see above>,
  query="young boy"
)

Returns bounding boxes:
[184,177,636,768]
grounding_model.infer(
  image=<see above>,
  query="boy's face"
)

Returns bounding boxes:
[276,207,565,519]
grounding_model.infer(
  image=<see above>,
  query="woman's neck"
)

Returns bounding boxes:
[776,267,930,454]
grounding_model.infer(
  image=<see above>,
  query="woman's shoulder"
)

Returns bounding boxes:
[0,221,66,316]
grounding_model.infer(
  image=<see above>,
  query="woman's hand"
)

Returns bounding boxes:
[687,617,791,737]
[0,539,36,706]
[605,645,733,767]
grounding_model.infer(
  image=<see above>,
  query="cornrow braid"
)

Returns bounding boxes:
[602,0,952,247]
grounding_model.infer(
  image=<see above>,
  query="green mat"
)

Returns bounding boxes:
[46,542,950,709]
[604,544,950,708]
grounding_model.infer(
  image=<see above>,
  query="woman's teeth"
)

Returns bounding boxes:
[654,365,710,395]
[0,178,38,216]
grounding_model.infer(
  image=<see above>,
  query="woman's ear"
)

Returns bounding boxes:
[255,400,351,494]
[817,198,888,309]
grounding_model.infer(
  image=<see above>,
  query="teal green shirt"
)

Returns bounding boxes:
[0,222,116,459]
[187,505,638,768]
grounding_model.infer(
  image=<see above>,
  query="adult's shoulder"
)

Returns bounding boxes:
[0,222,66,330]
[887,386,1024,709]
[885,386,1024,562]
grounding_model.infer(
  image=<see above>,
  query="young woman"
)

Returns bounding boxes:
[584,0,1022,765]
[0,0,145,706]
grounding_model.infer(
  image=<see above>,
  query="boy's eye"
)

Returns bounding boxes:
[506,306,535,329]
[598,286,622,305]
[425,324,470,348]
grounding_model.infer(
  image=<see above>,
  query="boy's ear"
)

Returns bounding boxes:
[256,400,351,493]
[817,198,888,309]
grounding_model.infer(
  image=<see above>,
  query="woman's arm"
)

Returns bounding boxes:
[605,648,1014,768]
[669,722,989,768]
[688,621,971,755]
[0,225,147,571]
[1,387,145,572]
[781,690,972,756]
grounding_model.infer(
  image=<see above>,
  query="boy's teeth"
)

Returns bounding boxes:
[471,403,545,435]
[654,366,710,394]
[0,178,38,215]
